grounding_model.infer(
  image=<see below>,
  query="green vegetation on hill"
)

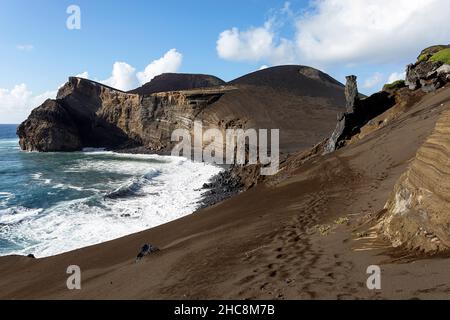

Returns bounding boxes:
[418,53,429,62]
[383,80,405,91]
[417,45,450,62]
[430,48,450,65]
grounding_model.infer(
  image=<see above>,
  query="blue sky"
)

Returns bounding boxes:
[1,0,290,93]
[1,0,449,123]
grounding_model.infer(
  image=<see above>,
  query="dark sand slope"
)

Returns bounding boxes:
[1,85,450,299]
[128,73,226,95]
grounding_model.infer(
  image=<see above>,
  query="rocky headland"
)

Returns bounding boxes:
[17,66,346,154]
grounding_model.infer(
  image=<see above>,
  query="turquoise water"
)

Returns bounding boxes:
[0,125,221,257]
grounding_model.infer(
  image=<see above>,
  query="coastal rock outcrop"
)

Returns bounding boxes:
[405,44,450,92]
[18,77,233,152]
[379,106,450,253]
[17,99,83,152]
[18,67,347,155]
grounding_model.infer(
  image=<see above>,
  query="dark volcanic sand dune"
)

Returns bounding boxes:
[231,65,344,99]
[129,73,226,95]
[208,66,346,154]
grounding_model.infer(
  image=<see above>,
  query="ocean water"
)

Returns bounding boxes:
[0,124,222,258]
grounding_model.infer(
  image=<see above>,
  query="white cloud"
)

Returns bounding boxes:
[16,44,34,51]
[101,62,138,91]
[75,71,89,79]
[216,2,296,64]
[0,84,56,124]
[217,25,273,61]
[259,65,269,70]
[217,0,450,67]
[100,49,183,91]
[388,71,406,84]
[363,72,383,89]
[295,0,450,65]
[216,22,295,65]
[0,49,184,123]
[136,49,183,84]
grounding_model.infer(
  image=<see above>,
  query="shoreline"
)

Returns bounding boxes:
[112,145,247,212]
[197,167,244,209]
[0,144,245,259]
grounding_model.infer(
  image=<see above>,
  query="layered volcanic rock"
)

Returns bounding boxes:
[17,99,83,152]
[379,106,450,253]
[18,77,233,152]
[18,67,346,155]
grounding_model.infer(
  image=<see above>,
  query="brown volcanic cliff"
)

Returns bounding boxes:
[379,105,450,253]
[19,77,235,152]
[18,66,346,155]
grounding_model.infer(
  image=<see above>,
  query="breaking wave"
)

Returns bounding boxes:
[0,144,222,258]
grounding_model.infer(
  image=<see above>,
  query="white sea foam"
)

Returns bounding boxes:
[51,183,98,192]
[0,192,15,208]
[0,192,14,197]
[30,172,52,184]
[0,153,222,257]
[0,207,43,225]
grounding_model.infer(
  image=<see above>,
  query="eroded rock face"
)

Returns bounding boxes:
[18,99,82,152]
[406,61,444,92]
[17,77,232,152]
[379,107,450,253]
[18,66,345,153]
[324,76,358,153]
[19,67,347,154]
[436,64,450,81]
[405,44,450,92]
[344,75,359,113]
[325,76,395,153]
